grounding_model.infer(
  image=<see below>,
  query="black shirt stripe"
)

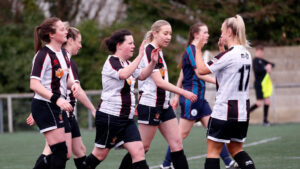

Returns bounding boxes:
[208,47,234,66]
[120,80,131,116]
[109,56,123,71]
[70,58,79,81]
[31,49,48,77]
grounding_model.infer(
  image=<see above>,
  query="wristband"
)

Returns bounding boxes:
[50,93,60,104]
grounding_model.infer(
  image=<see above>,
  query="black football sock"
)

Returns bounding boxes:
[170,149,189,169]
[132,160,149,169]
[234,151,256,169]
[84,153,101,169]
[249,104,258,112]
[74,155,86,169]
[204,158,220,169]
[263,105,269,123]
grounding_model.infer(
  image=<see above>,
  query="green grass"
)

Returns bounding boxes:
[0,123,300,169]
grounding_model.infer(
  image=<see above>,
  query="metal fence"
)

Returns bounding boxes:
[0,83,299,133]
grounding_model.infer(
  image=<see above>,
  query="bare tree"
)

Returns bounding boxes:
[36,0,127,27]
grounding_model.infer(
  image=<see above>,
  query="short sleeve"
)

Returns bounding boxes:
[102,56,123,80]
[185,46,197,69]
[69,59,80,83]
[132,68,142,79]
[30,50,50,80]
[207,48,233,73]
[144,44,162,72]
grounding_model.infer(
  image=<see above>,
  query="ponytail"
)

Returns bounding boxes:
[34,17,60,53]
[103,29,132,53]
[145,30,154,43]
[178,22,206,68]
[223,14,250,47]
[235,15,249,47]
[34,26,42,53]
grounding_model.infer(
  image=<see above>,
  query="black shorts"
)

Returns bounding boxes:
[69,115,81,138]
[62,111,71,133]
[207,117,249,143]
[31,98,65,133]
[137,104,176,126]
[94,111,141,149]
[254,82,263,99]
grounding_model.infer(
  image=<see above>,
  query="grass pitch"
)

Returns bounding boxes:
[0,123,299,169]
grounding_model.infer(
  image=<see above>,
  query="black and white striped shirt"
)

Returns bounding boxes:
[99,55,141,119]
[31,45,70,102]
[138,43,170,108]
[207,45,251,121]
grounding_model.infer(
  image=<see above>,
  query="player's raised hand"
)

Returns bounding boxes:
[138,40,146,57]
[151,48,160,64]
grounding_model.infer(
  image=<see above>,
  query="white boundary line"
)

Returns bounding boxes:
[149,137,281,169]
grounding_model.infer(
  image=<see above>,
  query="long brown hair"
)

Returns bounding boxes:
[34,17,60,53]
[178,22,206,68]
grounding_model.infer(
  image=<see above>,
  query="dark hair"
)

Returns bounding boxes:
[255,45,264,50]
[62,22,81,47]
[103,29,132,53]
[34,17,61,53]
[178,22,206,68]
[67,27,80,40]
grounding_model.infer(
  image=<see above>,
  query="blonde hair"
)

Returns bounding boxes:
[145,20,171,43]
[223,14,250,47]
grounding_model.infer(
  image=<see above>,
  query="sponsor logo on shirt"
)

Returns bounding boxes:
[53,59,59,66]
[241,53,249,59]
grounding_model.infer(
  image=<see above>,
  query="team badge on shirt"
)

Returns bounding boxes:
[159,68,166,78]
[55,68,64,78]
[191,109,198,116]
[126,77,133,86]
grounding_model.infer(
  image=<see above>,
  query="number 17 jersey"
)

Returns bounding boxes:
[207,45,252,122]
